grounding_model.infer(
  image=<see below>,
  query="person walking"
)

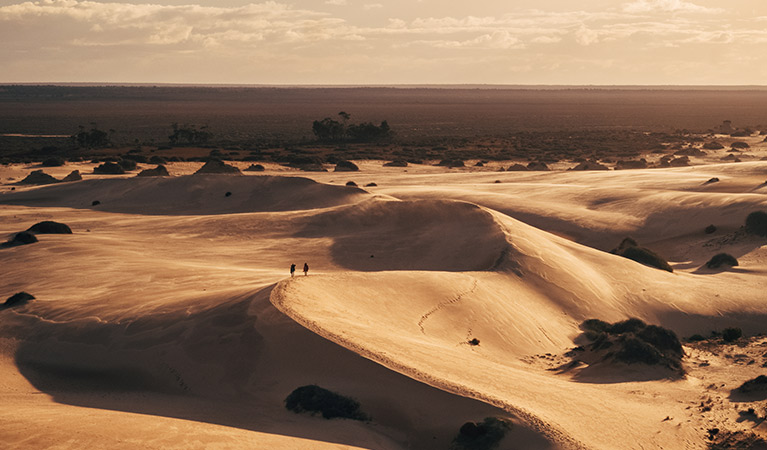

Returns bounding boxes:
[303,262,309,276]
[290,263,296,277]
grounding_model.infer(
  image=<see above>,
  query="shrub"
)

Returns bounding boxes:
[611,238,672,272]
[335,160,359,172]
[27,221,72,234]
[41,156,65,167]
[581,318,683,370]
[284,385,368,421]
[117,159,138,171]
[4,292,35,307]
[614,336,663,365]
[148,155,168,165]
[384,160,407,167]
[687,334,706,342]
[451,417,512,450]
[736,375,767,394]
[703,141,724,150]
[608,318,647,335]
[244,164,265,172]
[620,246,673,272]
[705,224,717,234]
[1,231,38,248]
[745,211,767,237]
[722,327,742,343]
[94,162,126,175]
[706,253,738,269]
[345,181,357,187]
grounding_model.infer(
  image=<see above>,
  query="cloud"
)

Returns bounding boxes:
[325,0,347,5]
[363,3,383,10]
[622,0,723,14]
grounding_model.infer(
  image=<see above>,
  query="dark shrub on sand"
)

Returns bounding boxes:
[706,253,738,269]
[705,224,717,234]
[580,318,683,371]
[731,141,750,149]
[244,164,265,172]
[136,165,170,177]
[703,141,724,150]
[94,162,126,175]
[451,417,512,450]
[4,292,35,307]
[722,327,742,343]
[284,385,368,421]
[526,161,549,171]
[611,237,672,272]
[27,221,72,234]
[345,181,357,187]
[117,159,138,171]
[41,156,65,167]
[148,155,168,165]
[384,159,408,167]
[334,160,359,172]
[736,375,767,394]
[5,231,38,246]
[745,211,767,237]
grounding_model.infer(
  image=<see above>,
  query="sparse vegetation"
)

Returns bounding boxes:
[94,162,126,175]
[3,292,35,307]
[745,211,767,237]
[27,221,72,234]
[705,224,717,234]
[580,318,684,371]
[1,231,38,248]
[284,385,368,421]
[450,417,512,450]
[168,123,212,145]
[722,327,742,343]
[735,375,767,394]
[611,237,673,272]
[71,125,112,148]
[705,253,738,269]
[313,112,392,143]
[707,430,767,450]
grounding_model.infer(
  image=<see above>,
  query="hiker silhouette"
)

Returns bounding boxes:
[303,262,309,276]
[290,263,296,277]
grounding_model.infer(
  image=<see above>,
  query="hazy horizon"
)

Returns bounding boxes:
[2,0,767,85]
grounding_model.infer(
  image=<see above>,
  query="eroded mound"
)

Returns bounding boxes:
[0,175,369,215]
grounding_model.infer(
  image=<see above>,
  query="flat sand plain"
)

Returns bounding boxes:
[1,150,767,449]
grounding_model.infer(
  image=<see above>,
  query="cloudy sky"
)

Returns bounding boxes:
[2,0,766,85]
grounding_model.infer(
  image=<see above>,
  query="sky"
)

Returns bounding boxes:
[2,0,767,85]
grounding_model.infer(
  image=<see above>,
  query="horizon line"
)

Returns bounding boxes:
[3,82,767,90]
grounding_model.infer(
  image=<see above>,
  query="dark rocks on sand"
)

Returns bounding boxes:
[27,221,72,234]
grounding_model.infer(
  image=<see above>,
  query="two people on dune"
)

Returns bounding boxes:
[290,262,308,277]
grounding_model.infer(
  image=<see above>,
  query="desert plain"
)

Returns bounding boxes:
[2,87,767,450]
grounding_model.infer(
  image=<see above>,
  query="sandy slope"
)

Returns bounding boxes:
[1,160,767,449]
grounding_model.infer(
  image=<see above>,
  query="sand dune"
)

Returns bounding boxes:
[2,161,767,449]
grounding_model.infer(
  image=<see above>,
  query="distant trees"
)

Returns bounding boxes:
[312,112,392,143]
[169,123,212,145]
[71,125,112,148]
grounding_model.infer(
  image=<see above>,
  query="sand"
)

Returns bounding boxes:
[1,157,767,449]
